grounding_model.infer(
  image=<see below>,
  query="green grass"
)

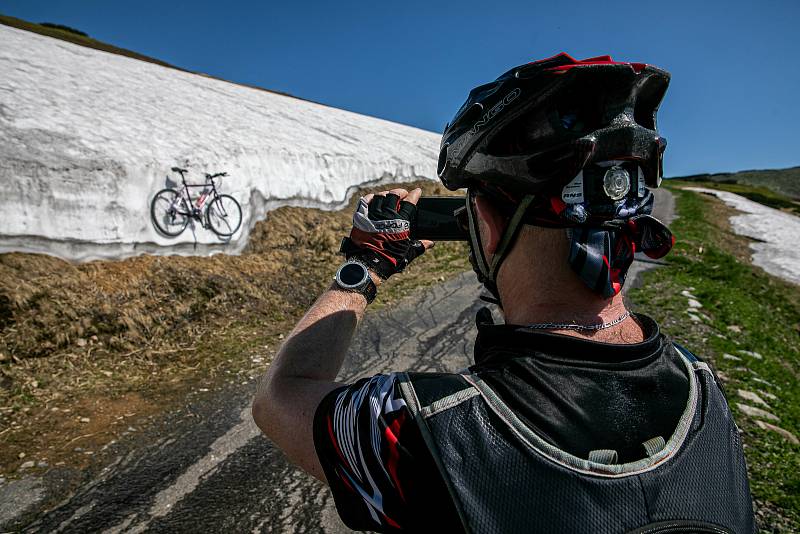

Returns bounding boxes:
[629,187,800,532]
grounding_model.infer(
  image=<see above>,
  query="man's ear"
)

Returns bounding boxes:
[473,194,507,257]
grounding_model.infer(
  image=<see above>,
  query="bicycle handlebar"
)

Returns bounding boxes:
[205,172,228,179]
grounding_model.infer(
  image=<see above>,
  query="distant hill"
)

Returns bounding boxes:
[671,166,800,200]
[0,12,307,103]
[0,13,181,69]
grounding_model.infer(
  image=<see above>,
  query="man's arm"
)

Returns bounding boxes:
[251,187,430,482]
[251,281,376,482]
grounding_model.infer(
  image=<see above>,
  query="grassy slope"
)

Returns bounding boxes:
[629,184,800,532]
[673,166,800,202]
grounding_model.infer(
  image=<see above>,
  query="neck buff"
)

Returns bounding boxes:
[550,190,674,298]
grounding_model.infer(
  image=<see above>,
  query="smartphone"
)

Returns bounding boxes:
[413,196,469,241]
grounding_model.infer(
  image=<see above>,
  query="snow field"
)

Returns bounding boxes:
[0,24,441,261]
[684,187,800,285]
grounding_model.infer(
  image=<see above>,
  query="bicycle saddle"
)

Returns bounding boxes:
[171,167,188,173]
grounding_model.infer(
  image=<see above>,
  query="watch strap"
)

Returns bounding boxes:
[360,276,377,304]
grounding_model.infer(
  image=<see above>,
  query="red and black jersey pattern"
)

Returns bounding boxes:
[312,373,459,532]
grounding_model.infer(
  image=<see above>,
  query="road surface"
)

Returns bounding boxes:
[1,189,675,533]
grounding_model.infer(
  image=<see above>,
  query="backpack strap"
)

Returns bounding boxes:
[673,342,729,402]
[397,372,478,418]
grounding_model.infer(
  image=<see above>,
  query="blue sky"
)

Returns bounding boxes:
[2,0,798,177]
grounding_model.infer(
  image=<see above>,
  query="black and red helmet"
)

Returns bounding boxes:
[441,54,675,301]
[438,53,670,204]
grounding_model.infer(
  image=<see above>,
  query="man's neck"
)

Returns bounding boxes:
[500,293,645,344]
[490,225,645,344]
[497,265,645,344]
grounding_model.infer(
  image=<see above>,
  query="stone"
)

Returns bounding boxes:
[737,390,770,408]
[76,338,87,347]
[736,403,779,421]
[723,353,741,361]
[751,377,779,389]
[19,461,34,470]
[758,389,778,401]
[739,350,763,360]
[687,312,701,322]
[727,325,742,333]
[681,290,697,298]
[79,417,90,423]
[687,298,703,308]
[755,421,799,445]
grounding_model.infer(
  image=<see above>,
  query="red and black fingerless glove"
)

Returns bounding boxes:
[339,193,426,279]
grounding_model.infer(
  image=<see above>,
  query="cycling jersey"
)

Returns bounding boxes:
[313,312,752,532]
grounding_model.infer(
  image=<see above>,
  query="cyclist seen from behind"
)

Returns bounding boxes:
[252,53,755,533]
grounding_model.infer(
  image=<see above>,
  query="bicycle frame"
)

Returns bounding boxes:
[171,174,222,220]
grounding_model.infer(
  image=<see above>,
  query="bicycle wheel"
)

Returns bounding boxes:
[206,194,242,237]
[151,188,189,236]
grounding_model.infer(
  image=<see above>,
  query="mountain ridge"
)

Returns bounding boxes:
[669,166,800,200]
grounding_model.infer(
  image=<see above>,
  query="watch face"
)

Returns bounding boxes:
[338,262,369,287]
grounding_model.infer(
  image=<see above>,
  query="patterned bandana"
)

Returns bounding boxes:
[562,192,674,297]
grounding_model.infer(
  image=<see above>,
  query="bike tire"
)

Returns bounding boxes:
[206,194,242,237]
[151,188,190,237]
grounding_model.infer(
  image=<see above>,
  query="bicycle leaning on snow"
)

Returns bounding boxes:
[150,167,243,237]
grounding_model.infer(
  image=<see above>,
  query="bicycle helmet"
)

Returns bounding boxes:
[440,53,675,301]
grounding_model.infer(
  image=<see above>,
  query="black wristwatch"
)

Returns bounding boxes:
[334,260,377,304]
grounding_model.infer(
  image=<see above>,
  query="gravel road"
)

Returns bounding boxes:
[1,189,675,533]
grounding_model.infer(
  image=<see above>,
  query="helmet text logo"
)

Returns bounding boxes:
[469,88,521,135]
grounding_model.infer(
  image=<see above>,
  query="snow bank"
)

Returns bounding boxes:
[0,25,441,261]
[685,187,800,285]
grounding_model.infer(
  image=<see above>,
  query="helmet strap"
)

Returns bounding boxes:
[487,194,535,281]
[465,191,536,307]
